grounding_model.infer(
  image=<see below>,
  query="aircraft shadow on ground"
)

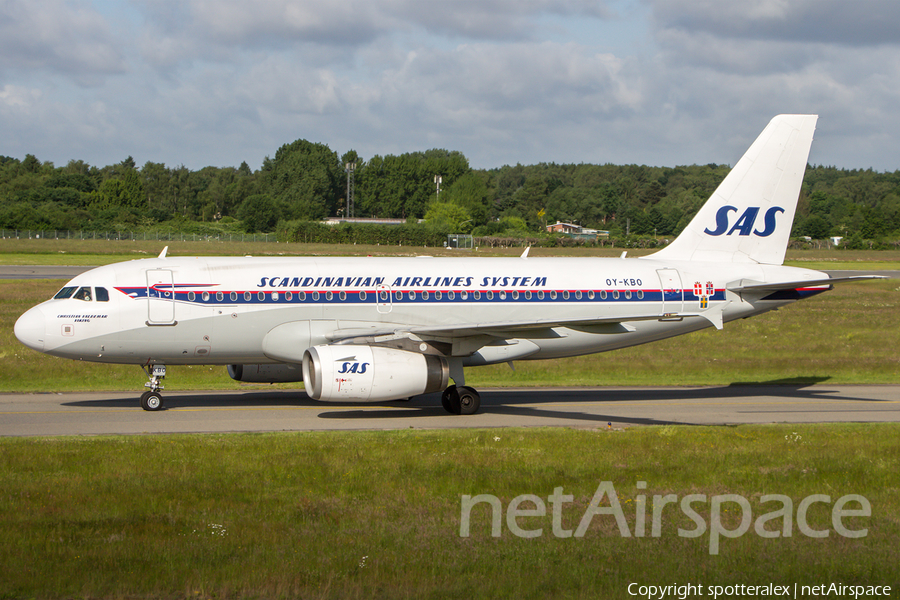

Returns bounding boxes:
[318,378,887,427]
[61,378,887,428]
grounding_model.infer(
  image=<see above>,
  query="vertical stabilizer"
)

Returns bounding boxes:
[646,114,817,265]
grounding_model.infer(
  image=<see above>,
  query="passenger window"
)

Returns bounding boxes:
[95,287,109,302]
[73,287,93,302]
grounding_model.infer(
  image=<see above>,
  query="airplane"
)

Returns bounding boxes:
[14,115,883,414]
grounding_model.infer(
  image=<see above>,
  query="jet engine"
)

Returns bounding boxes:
[227,363,303,383]
[302,344,449,402]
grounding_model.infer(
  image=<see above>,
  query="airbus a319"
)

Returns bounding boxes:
[14,115,881,414]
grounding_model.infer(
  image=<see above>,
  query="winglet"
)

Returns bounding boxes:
[520,247,530,258]
[158,246,169,259]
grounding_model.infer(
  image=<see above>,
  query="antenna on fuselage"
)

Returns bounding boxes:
[158,246,169,259]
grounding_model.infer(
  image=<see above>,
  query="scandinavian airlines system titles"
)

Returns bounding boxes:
[256,275,553,288]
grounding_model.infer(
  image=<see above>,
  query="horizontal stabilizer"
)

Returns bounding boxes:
[728,275,886,293]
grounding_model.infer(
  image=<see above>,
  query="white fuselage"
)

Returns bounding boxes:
[14,254,829,368]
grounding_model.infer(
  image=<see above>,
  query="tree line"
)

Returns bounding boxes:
[2,138,899,248]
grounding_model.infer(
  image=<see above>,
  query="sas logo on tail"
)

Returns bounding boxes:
[704,206,784,237]
[338,362,369,374]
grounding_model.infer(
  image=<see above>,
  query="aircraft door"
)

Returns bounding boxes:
[657,269,684,314]
[146,269,176,325]
[376,284,392,314]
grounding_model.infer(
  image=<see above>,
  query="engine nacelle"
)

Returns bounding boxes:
[302,345,449,402]
[227,363,303,383]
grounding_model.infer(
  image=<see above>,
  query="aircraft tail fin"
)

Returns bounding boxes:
[646,114,818,265]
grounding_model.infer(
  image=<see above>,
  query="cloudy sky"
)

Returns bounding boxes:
[2,0,900,172]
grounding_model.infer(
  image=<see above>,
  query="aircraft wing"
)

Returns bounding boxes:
[404,313,678,338]
[728,275,887,293]
[326,312,687,345]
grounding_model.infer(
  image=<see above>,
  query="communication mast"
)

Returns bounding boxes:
[345,162,357,218]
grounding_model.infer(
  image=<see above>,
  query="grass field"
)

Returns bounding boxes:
[0,425,897,599]
[3,237,900,267]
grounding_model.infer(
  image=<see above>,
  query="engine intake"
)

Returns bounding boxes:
[302,345,449,402]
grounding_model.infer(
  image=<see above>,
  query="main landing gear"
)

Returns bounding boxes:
[140,364,166,411]
[441,385,481,415]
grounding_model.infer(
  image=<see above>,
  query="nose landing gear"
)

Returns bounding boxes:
[140,364,166,411]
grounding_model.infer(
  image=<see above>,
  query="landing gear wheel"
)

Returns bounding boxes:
[140,364,166,411]
[441,385,463,414]
[441,385,457,413]
[140,390,164,411]
[457,386,481,415]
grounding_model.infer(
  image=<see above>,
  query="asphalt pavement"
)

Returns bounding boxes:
[1,385,897,437]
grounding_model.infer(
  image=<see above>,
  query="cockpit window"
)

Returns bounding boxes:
[73,287,93,302]
[54,286,77,300]
[95,287,109,302]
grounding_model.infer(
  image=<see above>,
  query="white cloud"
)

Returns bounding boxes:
[0,85,42,109]
[1,1,899,171]
[0,0,126,84]
[649,0,900,47]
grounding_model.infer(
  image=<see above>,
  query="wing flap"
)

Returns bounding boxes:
[326,313,681,344]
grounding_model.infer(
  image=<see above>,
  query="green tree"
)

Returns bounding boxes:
[356,149,469,219]
[424,201,471,231]
[263,139,342,220]
[91,169,144,210]
[799,214,831,238]
[238,194,281,233]
[512,176,548,229]
[140,161,171,214]
[442,171,491,225]
[21,154,41,174]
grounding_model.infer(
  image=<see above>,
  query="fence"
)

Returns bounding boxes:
[1,230,277,243]
[446,234,474,249]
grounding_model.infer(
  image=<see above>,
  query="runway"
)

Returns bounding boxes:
[0,265,96,279]
[1,385,897,436]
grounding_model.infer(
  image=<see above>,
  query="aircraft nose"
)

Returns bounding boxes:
[14,306,46,353]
